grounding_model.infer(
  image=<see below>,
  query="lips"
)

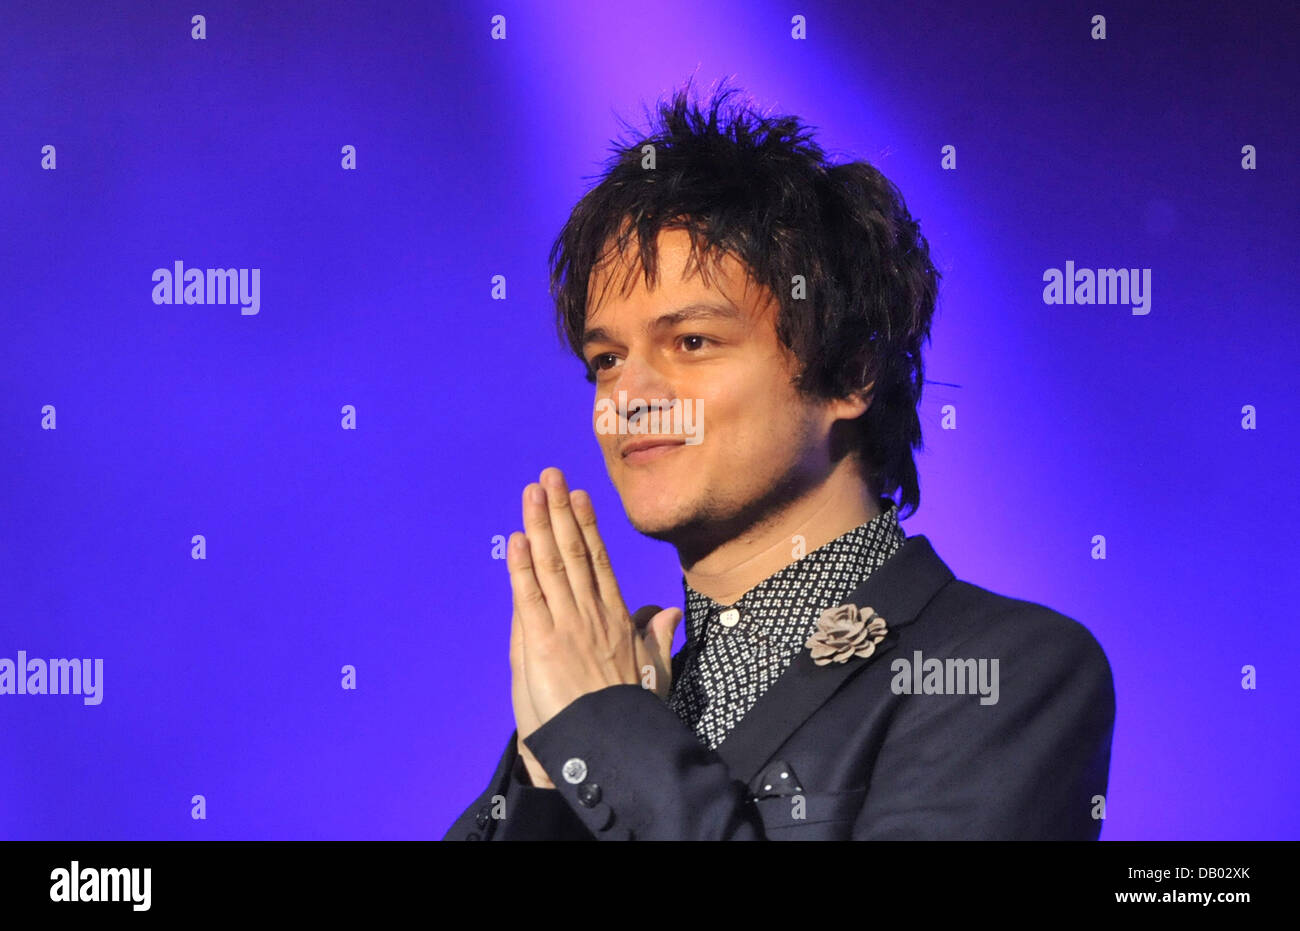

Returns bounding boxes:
[620,437,687,460]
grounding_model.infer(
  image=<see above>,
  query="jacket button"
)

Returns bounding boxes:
[562,758,588,784]
[475,809,490,828]
[466,832,480,841]
[576,782,602,808]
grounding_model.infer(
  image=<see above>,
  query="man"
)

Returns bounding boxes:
[443,81,1114,841]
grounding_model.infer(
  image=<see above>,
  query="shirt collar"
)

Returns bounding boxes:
[680,497,906,647]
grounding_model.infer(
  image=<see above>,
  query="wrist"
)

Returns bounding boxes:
[515,742,555,789]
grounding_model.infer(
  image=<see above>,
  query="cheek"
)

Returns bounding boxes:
[718,390,818,469]
[703,373,788,441]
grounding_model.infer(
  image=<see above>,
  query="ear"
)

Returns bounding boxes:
[827,379,875,422]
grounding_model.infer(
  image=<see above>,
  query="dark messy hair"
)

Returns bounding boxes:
[547,77,940,520]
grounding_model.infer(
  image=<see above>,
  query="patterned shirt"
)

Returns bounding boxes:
[666,500,906,750]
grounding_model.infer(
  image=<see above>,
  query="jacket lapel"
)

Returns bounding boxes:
[706,534,956,784]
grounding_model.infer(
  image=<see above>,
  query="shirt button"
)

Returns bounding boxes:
[562,758,589,784]
[576,782,602,808]
[719,608,740,628]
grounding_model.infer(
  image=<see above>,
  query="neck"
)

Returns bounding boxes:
[680,458,882,605]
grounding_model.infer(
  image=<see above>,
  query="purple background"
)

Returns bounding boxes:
[1,0,1296,840]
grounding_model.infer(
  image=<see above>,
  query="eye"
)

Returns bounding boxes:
[679,334,712,352]
[589,352,621,372]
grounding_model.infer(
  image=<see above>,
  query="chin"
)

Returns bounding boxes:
[622,499,682,536]
[618,490,695,541]
[626,520,681,544]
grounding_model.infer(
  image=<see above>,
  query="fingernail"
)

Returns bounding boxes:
[528,485,545,504]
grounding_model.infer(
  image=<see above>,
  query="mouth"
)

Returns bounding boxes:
[620,437,688,464]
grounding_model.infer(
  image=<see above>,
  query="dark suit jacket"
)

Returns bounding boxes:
[443,534,1115,840]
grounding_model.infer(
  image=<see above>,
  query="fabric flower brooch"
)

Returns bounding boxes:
[806,603,888,666]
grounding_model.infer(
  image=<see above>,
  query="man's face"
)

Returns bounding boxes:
[581,227,852,556]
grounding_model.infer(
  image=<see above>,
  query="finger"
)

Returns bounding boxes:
[509,602,528,712]
[510,603,525,674]
[630,604,662,631]
[520,482,580,624]
[506,530,554,634]
[509,600,539,738]
[570,488,627,615]
[538,467,601,608]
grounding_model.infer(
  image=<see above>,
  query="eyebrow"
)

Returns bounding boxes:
[581,302,744,349]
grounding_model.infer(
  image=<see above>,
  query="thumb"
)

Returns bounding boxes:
[643,606,684,669]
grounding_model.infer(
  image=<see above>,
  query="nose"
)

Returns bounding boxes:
[605,352,678,430]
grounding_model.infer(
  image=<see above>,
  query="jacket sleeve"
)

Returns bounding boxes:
[493,752,596,841]
[851,605,1116,840]
[441,730,595,840]
[523,684,770,840]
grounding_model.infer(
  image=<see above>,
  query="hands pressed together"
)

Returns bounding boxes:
[508,467,683,788]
